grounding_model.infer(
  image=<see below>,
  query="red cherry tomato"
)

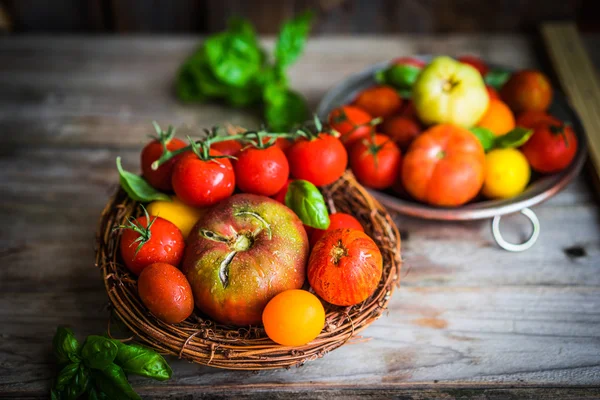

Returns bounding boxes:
[392,57,426,68]
[458,55,489,76]
[211,139,242,157]
[399,100,418,120]
[328,106,375,148]
[287,133,348,187]
[119,215,185,275]
[310,213,364,247]
[141,137,187,191]
[381,116,421,151]
[138,262,194,324]
[349,134,402,190]
[234,146,289,196]
[353,86,403,118]
[171,150,235,207]
[520,121,578,173]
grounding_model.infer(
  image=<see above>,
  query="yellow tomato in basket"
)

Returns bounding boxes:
[147,196,205,239]
[482,148,530,199]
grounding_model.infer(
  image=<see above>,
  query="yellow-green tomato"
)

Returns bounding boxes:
[482,148,531,199]
[412,56,489,127]
[147,196,205,239]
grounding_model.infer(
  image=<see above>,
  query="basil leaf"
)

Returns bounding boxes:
[81,336,118,370]
[112,341,172,381]
[470,127,496,152]
[204,21,262,88]
[53,327,80,366]
[485,68,512,90]
[275,11,313,70]
[92,364,141,400]
[116,157,170,203]
[263,85,309,131]
[495,127,534,149]
[285,180,330,229]
[55,363,79,391]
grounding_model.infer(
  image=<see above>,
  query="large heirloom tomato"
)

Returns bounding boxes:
[182,194,309,326]
[401,124,485,207]
[308,229,382,306]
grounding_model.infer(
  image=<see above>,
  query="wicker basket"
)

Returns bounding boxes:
[96,170,402,370]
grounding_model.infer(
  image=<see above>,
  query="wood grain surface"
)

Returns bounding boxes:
[1,35,600,399]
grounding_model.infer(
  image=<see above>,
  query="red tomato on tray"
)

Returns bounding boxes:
[521,121,578,173]
[349,134,402,190]
[328,105,375,149]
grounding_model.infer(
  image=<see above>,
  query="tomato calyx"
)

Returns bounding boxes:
[113,206,156,257]
[151,121,176,147]
[330,240,348,265]
[549,123,571,147]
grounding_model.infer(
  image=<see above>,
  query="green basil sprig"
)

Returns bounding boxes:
[176,12,313,131]
[50,327,172,400]
[116,157,170,202]
[285,180,330,229]
[470,126,533,152]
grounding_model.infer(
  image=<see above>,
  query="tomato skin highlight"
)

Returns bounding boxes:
[328,105,374,149]
[287,133,348,187]
[171,150,235,207]
[234,146,289,196]
[520,121,578,173]
[308,229,382,306]
[401,124,485,207]
[138,262,194,324]
[310,213,363,247]
[141,137,187,191]
[349,134,402,190]
[119,216,185,275]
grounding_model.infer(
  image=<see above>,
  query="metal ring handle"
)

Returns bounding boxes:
[491,208,540,252]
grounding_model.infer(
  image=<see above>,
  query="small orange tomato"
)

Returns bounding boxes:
[308,229,382,306]
[353,85,402,118]
[138,262,194,324]
[310,213,364,247]
[381,116,421,150]
[262,289,325,346]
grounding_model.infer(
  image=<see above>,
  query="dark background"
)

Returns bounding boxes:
[0,0,598,34]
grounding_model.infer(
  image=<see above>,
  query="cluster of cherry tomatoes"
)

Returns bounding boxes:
[114,121,385,346]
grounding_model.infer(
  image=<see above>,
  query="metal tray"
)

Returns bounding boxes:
[317,59,588,251]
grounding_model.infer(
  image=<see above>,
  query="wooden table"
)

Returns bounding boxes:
[1,35,600,399]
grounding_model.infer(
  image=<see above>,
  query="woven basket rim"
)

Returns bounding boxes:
[95,170,402,370]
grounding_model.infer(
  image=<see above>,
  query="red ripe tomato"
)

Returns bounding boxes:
[349,134,402,190]
[392,57,426,68]
[520,121,578,173]
[138,262,194,324]
[399,100,418,120]
[401,124,485,207]
[171,150,235,207]
[119,214,185,275]
[141,137,187,191]
[328,105,375,148]
[308,229,382,306]
[310,213,363,247]
[353,86,403,118]
[211,139,242,157]
[381,116,421,150]
[458,55,489,76]
[234,146,289,196]
[287,133,348,187]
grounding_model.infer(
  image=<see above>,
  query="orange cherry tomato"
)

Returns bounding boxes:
[353,85,402,118]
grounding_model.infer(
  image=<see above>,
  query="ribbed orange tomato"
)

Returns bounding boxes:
[308,229,382,306]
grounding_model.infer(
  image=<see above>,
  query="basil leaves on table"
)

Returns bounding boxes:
[176,11,314,131]
[285,180,330,229]
[116,157,171,203]
[50,327,172,400]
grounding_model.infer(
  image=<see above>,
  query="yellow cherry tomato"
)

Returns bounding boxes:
[147,196,205,239]
[482,148,530,199]
[262,289,325,346]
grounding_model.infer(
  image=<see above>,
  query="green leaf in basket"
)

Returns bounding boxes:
[116,157,171,203]
[495,127,534,149]
[470,127,496,152]
[484,68,512,90]
[285,180,330,229]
